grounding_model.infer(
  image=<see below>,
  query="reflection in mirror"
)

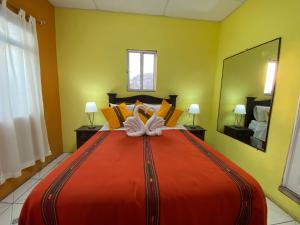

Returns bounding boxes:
[217,38,281,151]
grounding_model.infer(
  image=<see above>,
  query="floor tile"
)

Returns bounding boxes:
[37,153,71,179]
[15,180,40,204]
[0,205,12,225]
[0,154,72,224]
[35,161,58,180]
[31,171,40,180]
[267,198,294,224]
[2,179,38,205]
[1,193,13,204]
[14,190,30,205]
[0,203,11,216]
[39,163,58,179]
[11,204,23,224]
[13,179,38,202]
[51,153,71,165]
[32,153,71,180]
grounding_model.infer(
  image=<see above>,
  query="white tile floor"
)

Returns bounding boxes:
[0,153,71,225]
[0,152,299,225]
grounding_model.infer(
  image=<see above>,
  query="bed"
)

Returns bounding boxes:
[245,97,272,150]
[19,94,267,225]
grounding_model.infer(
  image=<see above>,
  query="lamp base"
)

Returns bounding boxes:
[192,114,196,127]
[234,114,244,127]
[87,113,95,129]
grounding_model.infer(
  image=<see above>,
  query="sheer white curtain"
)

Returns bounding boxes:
[0,0,51,184]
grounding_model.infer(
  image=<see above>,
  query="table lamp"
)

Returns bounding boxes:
[234,104,246,127]
[85,102,97,129]
[188,104,200,127]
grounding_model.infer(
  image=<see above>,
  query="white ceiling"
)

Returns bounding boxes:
[49,0,246,21]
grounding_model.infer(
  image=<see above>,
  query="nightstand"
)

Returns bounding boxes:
[224,125,254,144]
[75,125,102,148]
[184,125,206,141]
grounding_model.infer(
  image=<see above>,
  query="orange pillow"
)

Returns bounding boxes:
[163,107,183,127]
[101,103,131,129]
[157,100,183,127]
[157,99,171,118]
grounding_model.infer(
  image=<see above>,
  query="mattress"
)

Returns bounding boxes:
[248,120,268,141]
[19,130,267,225]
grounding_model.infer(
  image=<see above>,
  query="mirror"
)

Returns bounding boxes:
[217,38,281,151]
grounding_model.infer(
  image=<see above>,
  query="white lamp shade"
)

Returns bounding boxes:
[188,104,200,114]
[234,104,246,115]
[85,102,97,113]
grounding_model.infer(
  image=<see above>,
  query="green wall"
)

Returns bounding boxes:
[55,9,219,152]
[207,0,300,221]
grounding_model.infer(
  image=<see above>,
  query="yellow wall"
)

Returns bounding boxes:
[55,9,219,152]
[207,0,300,221]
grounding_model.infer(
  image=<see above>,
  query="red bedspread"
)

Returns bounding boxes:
[19,130,267,225]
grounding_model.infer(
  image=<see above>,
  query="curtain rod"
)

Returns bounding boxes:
[0,0,46,25]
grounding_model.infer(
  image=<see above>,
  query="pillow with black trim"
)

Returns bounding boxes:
[157,100,183,127]
[101,103,131,129]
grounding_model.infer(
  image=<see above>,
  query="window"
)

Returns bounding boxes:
[264,61,277,95]
[127,50,157,91]
[280,95,300,204]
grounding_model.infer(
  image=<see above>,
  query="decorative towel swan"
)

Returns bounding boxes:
[145,107,165,136]
[123,104,147,136]
[123,105,164,136]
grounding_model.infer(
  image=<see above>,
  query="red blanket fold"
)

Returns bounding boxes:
[19,130,266,225]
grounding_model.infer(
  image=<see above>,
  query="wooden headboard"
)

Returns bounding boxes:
[244,96,272,127]
[107,93,178,107]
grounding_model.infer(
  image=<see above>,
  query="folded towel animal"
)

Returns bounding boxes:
[145,107,164,136]
[123,104,146,136]
[123,104,164,137]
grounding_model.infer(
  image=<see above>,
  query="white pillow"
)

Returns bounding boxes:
[110,103,135,111]
[253,106,270,122]
[144,103,161,111]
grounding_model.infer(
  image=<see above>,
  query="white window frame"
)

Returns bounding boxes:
[127,49,157,92]
[280,94,300,204]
